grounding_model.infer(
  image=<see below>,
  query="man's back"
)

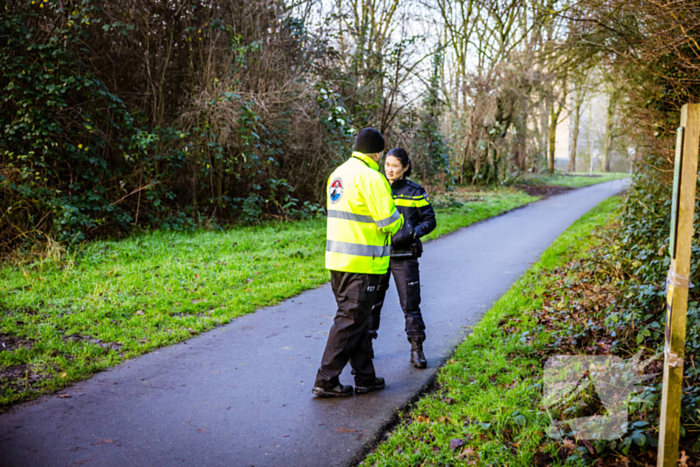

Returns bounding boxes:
[325,153,402,275]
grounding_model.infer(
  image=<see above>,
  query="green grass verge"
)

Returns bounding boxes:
[362,196,622,467]
[424,188,535,242]
[0,189,536,407]
[519,172,629,189]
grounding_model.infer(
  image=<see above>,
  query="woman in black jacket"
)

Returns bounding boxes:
[368,148,436,368]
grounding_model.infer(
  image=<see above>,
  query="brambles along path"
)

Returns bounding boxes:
[0,180,629,467]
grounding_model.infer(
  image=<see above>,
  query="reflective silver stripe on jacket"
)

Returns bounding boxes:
[326,240,390,257]
[327,210,374,223]
[375,210,400,228]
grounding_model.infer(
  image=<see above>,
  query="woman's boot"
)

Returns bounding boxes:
[409,336,427,369]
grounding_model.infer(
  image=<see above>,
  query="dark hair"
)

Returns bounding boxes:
[386,147,412,178]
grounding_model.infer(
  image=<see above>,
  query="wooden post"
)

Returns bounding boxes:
[657,104,700,467]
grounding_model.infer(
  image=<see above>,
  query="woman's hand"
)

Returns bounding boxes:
[391,218,415,248]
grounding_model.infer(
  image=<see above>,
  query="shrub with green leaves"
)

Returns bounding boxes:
[0,2,143,248]
[540,164,700,457]
[0,1,352,256]
[601,167,700,441]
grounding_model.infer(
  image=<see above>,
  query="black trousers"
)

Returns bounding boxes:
[314,271,380,390]
[368,258,425,339]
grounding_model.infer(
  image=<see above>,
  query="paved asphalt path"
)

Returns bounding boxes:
[0,179,629,467]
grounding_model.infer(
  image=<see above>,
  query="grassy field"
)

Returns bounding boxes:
[361,196,622,467]
[0,188,538,407]
[518,171,629,189]
[423,188,534,242]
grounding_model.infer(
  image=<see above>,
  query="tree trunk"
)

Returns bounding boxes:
[548,104,557,173]
[602,116,613,173]
[568,95,582,172]
[542,98,550,171]
[601,89,619,173]
[548,77,569,173]
[587,103,593,174]
[515,113,528,172]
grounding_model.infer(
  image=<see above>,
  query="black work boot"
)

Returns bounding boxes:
[409,336,427,369]
[312,383,353,398]
[355,376,385,394]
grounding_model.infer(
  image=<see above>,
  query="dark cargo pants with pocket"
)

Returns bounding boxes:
[368,259,425,339]
[314,271,380,390]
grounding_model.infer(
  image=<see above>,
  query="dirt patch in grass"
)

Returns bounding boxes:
[515,184,573,198]
[0,365,50,396]
[0,333,35,352]
[0,365,34,383]
[64,334,123,353]
[171,312,207,318]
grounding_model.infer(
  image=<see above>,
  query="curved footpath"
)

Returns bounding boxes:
[0,179,629,467]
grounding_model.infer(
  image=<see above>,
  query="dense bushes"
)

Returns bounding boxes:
[608,168,700,439]
[0,0,352,255]
[544,166,700,456]
[1,2,141,247]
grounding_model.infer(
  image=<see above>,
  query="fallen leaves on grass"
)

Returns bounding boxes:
[594,456,630,467]
[456,446,479,464]
[449,438,465,451]
[526,237,671,465]
[515,184,572,198]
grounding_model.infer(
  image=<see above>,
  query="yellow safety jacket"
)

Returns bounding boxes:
[325,152,404,274]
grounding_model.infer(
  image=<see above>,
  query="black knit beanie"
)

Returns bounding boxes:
[353,127,385,154]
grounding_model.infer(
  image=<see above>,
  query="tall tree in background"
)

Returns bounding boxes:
[412,45,452,187]
[600,86,620,173]
[565,59,599,172]
[431,0,581,181]
[567,80,585,172]
[328,0,424,134]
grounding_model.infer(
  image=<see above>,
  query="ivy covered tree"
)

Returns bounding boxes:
[411,46,453,189]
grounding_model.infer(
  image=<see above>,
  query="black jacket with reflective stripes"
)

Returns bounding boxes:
[389,178,436,258]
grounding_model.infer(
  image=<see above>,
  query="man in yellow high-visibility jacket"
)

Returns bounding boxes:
[313,127,405,397]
